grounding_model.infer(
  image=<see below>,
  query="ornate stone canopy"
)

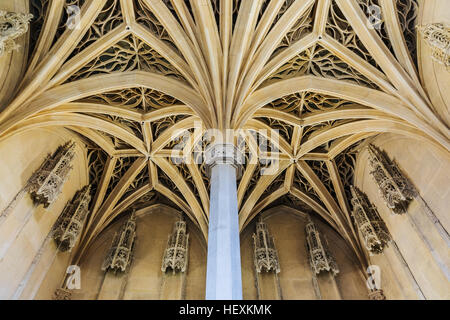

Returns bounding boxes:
[0,0,447,270]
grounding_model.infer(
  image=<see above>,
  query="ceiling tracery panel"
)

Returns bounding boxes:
[0,0,446,265]
[106,156,139,195]
[69,33,187,82]
[87,147,108,198]
[334,143,360,205]
[306,160,337,199]
[356,0,395,57]
[293,168,325,207]
[69,0,123,58]
[134,0,181,54]
[396,0,419,68]
[153,115,192,144]
[266,43,380,89]
[270,0,316,58]
[326,0,381,71]
[118,162,150,202]
[29,0,50,60]
[259,168,287,201]
[78,87,183,112]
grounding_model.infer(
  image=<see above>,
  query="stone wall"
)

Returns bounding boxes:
[0,0,30,109]
[0,127,88,299]
[354,133,450,300]
[241,206,368,300]
[65,204,207,300]
[55,204,368,300]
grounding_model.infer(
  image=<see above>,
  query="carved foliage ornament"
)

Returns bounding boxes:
[368,289,386,300]
[0,11,33,56]
[161,219,189,273]
[350,186,391,254]
[53,288,72,300]
[253,218,280,274]
[102,211,137,273]
[418,23,450,70]
[28,141,77,208]
[305,217,339,276]
[53,185,91,252]
[367,144,417,214]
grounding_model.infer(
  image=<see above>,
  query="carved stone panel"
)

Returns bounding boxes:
[350,186,391,254]
[253,218,280,274]
[53,185,91,252]
[367,144,417,214]
[0,11,33,56]
[161,219,189,273]
[419,23,450,70]
[28,141,77,208]
[52,288,72,300]
[368,289,386,300]
[102,212,137,273]
[305,217,339,276]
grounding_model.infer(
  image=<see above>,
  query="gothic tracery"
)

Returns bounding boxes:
[419,23,450,70]
[0,0,447,301]
[53,185,92,252]
[102,211,137,273]
[253,218,280,274]
[350,186,391,254]
[305,217,339,276]
[161,219,189,274]
[28,141,77,208]
[367,144,417,214]
[0,10,33,56]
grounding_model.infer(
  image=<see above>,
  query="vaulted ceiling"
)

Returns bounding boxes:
[0,0,448,266]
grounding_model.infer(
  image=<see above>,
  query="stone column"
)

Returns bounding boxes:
[205,143,243,300]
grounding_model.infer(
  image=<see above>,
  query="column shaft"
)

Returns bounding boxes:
[206,163,242,299]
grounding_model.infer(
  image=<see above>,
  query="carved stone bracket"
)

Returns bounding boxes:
[53,185,91,252]
[305,216,339,276]
[253,218,280,274]
[102,211,137,273]
[368,289,386,300]
[367,144,417,214]
[27,141,77,208]
[52,288,72,300]
[161,218,189,273]
[350,186,391,254]
[0,11,33,56]
[418,23,450,70]
[204,143,244,179]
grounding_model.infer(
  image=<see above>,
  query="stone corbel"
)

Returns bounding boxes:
[418,23,450,71]
[0,10,33,56]
[305,216,339,276]
[102,211,137,273]
[253,217,280,274]
[161,218,189,274]
[53,185,92,252]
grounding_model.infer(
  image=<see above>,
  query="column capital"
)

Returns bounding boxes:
[204,143,244,179]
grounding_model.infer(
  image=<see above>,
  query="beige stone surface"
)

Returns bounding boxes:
[0,0,29,109]
[240,206,368,300]
[69,204,206,300]
[355,133,450,300]
[0,0,447,301]
[419,0,450,126]
[0,127,88,299]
